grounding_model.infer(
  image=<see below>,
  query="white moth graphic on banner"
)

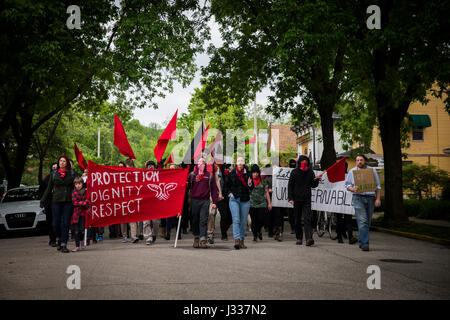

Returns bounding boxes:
[147,183,177,200]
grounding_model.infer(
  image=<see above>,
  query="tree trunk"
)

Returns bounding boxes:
[3,113,33,190]
[38,160,44,186]
[318,104,337,170]
[378,111,408,222]
[5,139,32,190]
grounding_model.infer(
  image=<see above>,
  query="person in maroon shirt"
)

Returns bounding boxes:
[188,157,218,248]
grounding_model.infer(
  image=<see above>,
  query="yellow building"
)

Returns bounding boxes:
[370,89,450,172]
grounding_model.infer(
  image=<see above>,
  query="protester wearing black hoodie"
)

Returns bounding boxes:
[288,155,323,246]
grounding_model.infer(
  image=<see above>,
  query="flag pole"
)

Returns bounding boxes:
[174,213,182,248]
[97,127,101,158]
[254,97,258,165]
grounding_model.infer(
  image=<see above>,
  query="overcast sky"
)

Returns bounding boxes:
[131,17,273,127]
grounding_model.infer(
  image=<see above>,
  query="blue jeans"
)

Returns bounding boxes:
[52,202,73,247]
[353,195,375,247]
[229,197,250,240]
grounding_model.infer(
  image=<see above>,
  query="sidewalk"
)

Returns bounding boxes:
[371,212,450,246]
[408,217,450,228]
[373,212,450,228]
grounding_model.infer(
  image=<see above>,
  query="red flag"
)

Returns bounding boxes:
[182,120,205,164]
[86,160,188,228]
[74,143,88,171]
[244,133,256,144]
[154,110,178,163]
[325,157,346,183]
[114,114,136,159]
[194,124,209,161]
[207,132,223,164]
[164,153,175,167]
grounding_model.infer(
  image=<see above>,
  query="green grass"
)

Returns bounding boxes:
[372,216,450,240]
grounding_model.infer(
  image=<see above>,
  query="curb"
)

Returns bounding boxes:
[371,226,450,247]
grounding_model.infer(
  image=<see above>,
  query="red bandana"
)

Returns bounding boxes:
[195,163,206,181]
[236,168,249,189]
[300,161,308,172]
[58,168,66,178]
[253,176,261,187]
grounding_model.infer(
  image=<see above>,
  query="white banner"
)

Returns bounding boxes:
[271,167,355,215]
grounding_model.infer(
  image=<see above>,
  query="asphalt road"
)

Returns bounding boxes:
[0,223,449,300]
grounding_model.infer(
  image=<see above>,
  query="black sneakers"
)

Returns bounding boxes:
[306,239,314,246]
[349,237,358,245]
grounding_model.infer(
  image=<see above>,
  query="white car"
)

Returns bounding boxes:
[0,186,47,234]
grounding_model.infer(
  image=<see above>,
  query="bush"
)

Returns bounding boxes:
[402,163,448,199]
[403,199,450,221]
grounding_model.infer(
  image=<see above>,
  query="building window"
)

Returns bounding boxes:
[412,127,424,141]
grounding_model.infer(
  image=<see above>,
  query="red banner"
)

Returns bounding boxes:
[86,161,189,228]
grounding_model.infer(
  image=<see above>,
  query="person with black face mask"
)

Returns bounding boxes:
[288,155,323,246]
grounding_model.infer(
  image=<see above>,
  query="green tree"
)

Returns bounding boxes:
[0,0,208,189]
[201,0,356,170]
[20,106,164,185]
[403,163,449,200]
[347,0,450,221]
[177,84,249,162]
[31,111,70,184]
[279,145,298,167]
[334,93,376,152]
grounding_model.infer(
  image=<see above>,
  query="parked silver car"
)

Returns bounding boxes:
[0,186,47,233]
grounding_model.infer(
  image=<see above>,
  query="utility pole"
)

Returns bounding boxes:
[97,127,100,158]
[254,98,258,165]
